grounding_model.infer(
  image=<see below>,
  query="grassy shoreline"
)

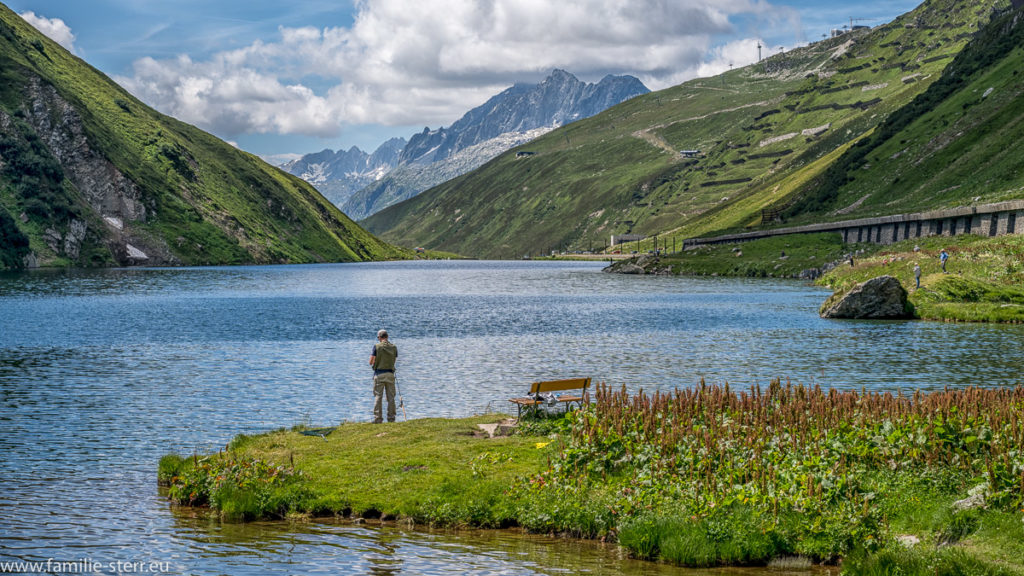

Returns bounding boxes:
[611,232,1024,323]
[160,383,1024,575]
[817,234,1024,323]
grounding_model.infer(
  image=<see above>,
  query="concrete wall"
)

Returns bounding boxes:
[685,200,1024,248]
[611,234,645,246]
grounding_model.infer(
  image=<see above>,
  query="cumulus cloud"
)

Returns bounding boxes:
[20,11,76,53]
[697,38,767,78]
[117,0,796,139]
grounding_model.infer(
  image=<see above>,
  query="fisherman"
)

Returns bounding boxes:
[369,329,398,423]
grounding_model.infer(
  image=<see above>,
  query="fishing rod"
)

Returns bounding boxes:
[395,368,408,421]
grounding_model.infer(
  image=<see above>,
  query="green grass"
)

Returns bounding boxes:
[781,3,1024,226]
[818,234,1024,322]
[160,415,556,524]
[635,232,856,278]
[162,383,1024,573]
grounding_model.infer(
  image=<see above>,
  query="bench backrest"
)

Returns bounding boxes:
[529,377,591,394]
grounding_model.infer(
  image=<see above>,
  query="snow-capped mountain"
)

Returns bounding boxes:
[397,69,649,167]
[280,137,405,207]
[283,70,649,219]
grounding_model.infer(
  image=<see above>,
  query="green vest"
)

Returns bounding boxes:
[373,341,397,371]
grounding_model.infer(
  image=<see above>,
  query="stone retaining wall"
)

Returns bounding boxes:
[684,200,1024,248]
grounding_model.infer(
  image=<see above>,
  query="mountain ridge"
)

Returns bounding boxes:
[282,69,648,220]
[397,69,649,166]
[281,137,406,208]
[0,4,404,270]
[362,0,1016,259]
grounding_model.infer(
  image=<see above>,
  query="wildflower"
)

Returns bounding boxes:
[535,441,551,449]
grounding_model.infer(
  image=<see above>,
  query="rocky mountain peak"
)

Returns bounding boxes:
[284,69,649,219]
[397,69,649,166]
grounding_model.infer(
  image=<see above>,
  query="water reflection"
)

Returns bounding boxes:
[168,514,827,576]
[0,261,1021,573]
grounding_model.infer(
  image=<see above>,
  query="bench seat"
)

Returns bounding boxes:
[508,377,591,418]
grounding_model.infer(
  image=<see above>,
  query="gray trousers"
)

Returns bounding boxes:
[373,372,396,423]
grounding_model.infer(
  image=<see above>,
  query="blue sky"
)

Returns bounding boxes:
[7,0,923,164]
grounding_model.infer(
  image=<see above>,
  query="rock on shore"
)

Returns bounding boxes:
[820,275,913,319]
[603,253,671,275]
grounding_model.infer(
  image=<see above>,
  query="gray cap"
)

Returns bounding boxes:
[377,329,388,339]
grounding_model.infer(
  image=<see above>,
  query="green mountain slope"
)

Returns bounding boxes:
[780,6,1024,223]
[0,4,405,270]
[363,0,1008,259]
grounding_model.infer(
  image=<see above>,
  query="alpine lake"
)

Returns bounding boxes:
[2,260,1022,575]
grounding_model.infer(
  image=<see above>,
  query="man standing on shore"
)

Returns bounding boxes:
[914,263,922,289]
[369,329,398,423]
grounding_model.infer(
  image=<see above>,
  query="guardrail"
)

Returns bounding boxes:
[686,200,1024,248]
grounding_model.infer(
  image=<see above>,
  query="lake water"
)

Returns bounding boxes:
[2,260,1022,575]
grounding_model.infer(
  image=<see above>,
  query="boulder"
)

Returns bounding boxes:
[604,253,656,274]
[820,275,912,319]
[615,263,645,274]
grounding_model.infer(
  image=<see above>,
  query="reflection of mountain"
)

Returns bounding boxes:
[282,69,649,220]
[280,138,406,207]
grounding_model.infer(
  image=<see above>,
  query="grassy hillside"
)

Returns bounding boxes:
[364,0,1009,258]
[0,4,406,269]
[782,6,1024,223]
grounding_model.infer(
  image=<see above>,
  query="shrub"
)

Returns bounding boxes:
[162,454,312,521]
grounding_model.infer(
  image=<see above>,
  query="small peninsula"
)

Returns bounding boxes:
[161,382,1024,575]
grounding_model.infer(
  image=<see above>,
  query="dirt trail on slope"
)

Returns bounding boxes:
[632,96,786,155]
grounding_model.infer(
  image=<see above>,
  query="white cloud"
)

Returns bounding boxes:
[116,0,797,139]
[261,152,303,166]
[19,11,77,53]
[697,38,767,78]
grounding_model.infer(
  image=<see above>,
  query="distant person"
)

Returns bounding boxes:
[849,254,855,267]
[940,249,949,273]
[914,263,921,289]
[369,329,398,423]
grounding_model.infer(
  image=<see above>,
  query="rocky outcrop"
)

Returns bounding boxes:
[17,78,178,266]
[820,275,913,319]
[603,253,672,275]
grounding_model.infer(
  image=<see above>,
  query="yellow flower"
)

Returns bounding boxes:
[535,441,551,449]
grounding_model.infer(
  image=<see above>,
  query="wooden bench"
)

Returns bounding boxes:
[508,377,591,418]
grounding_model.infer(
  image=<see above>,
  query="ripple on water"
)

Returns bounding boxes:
[1,261,1022,572]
